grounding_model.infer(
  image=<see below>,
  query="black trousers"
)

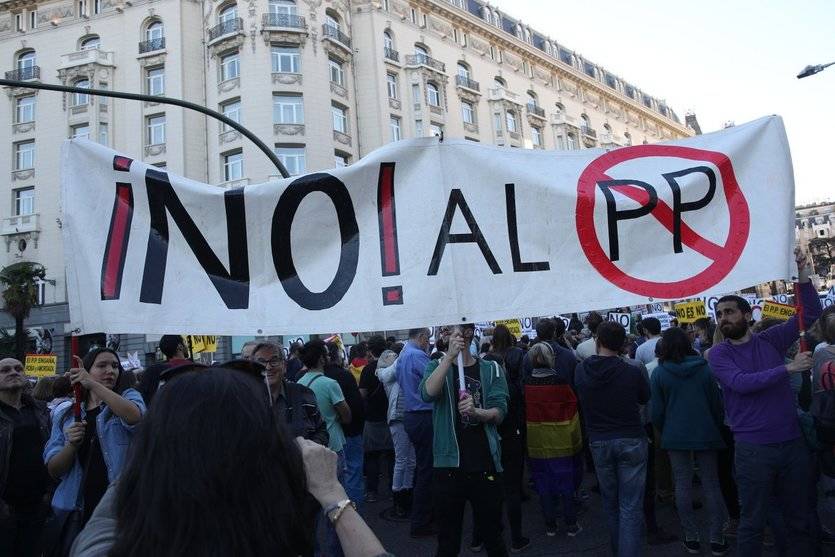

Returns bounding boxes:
[0,500,49,557]
[434,469,508,557]
[717,424,741,519]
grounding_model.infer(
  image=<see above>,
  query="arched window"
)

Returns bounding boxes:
[494,76,506,88]
[457,62,470,79]
[603,123,612,133]
[145,20,164,41]
[325,10,341,31]
[383,31,394,51]
[73,78,90,106]
[554,102,564,115]
[624,131,632,146]
[505,110,517,132]
[426,82,440,106]
[414,44,429,64]
[17,50,36,70]
[580,114,591,130]
[218,4,238,23]
[80,35,100,50]
[526,91,538,107]
[269,0,296,15]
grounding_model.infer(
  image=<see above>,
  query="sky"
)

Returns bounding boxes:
[491,0,834,205]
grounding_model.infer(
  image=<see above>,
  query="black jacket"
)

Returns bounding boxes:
[273,380,329,447]
[0,394,50,516]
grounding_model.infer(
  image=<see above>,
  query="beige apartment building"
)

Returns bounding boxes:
[0,0,692,366]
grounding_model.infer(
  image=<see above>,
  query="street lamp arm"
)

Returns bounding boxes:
[797,61,835,79]
[0,78,290,179]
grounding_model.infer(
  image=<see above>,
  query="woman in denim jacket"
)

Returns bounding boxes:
[43,348,145,525]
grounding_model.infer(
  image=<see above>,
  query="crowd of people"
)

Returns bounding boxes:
[0,251,834,556]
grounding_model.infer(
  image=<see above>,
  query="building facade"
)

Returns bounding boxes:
[0,0,692,368]
[796,201,835,289]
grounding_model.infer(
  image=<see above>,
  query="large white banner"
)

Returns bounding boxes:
[61,116,796,335]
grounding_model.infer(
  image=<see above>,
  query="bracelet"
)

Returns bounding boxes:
[324,499,355,525]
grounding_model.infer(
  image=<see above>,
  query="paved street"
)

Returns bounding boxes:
[362,471,834,556]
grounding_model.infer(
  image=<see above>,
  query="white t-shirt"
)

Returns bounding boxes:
[575,338,597,360]
[635,337,660,365]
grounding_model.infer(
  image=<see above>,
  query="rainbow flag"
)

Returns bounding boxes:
[525,383,584,494]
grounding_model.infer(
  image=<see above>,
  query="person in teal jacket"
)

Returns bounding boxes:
[650,327,729,555]
[419,324,509,557]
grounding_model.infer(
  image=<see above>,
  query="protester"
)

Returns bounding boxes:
[325,341,367,509]
[286,341,304,382]
[49,375,73,412]
[811,305,835,546]
[137,334,192,406]
[70,367,391,557]
[359,336,394,504]
[0,357,52,557]
[708,250,820,555]
[376,343,415,518]
[693,317,715,355]
[575,321,650,556]
[523,318,577,385]
[651,327,729,555]
[482,324,529,551]
[575,312,603,360]
[31,376,56,402]
[523,343,583,538]
[396,327,435,538]
[297,339,352,557]
[43,348,145,555]
[420,326,509,556]
[239,339,259,360]
[251,341,328,445]
[349,342,369,384]
[635,317,662,365]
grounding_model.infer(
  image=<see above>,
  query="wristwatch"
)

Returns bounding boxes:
[324,498,355,525]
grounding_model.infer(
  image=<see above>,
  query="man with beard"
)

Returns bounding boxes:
[708,249,820,556]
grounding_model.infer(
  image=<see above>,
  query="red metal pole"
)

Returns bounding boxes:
[795,283,808,352]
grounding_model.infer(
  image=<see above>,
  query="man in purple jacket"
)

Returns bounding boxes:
[709,251,820,557]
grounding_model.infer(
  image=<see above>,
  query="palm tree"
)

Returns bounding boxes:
[0,261,46,360]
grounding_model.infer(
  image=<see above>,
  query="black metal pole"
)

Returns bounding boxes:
[0,78,290,179]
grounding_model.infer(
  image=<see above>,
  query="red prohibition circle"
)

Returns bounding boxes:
[575,145,750,299]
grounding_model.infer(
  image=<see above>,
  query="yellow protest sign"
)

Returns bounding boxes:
[495,319,523,338]
[760,301,795,321]
[185,335,218,354]
[24,354,57,378]
[674,301,707,324]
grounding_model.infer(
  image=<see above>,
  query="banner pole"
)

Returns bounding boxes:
[795,282,808,352]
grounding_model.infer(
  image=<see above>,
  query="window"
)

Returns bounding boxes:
[269,0,297,15]
[493,112,502,132]
[531,126,542,147]
[527,91,538,107]
[28,10,37,29]
[334,151,350,167]
[271,46,300,73]
[557,135,566,150]
[93,0,102,14]
[329,58,344,86]
[415,120,423,136]
[223,151,244,181]
[14,188,35,216]
[73,79,90,106]
[220,98,241,131]
[386,73,398,99]
[17,51,36,71]
[274,145,305,175]
[554,103,564,115]
[325,13,341,32]
[220,52,239,81]
[390,116,401,141]
[332,104,347,133]
[461,100,475,124]
[624,131,632,146]
[98,123,108,145]
[414,44,428,58]
[146,114,166,145]
[273,94,304,124]
[15,96,35,123]
[505,110,517,132]
[493,76,506,88]
[146,67,164,96]
[580,114,591,129]
[583,61,596,78]
[77,0,88,16]
[430,123,443,137]
[457,62,470,80]
[218,4,238,23]
[411,83,420,104]
[410,8,417,24]
[71,124,90,139]
[15,13,23,32]
[426,82,440,106]
[383,31,394,51]
[567,133,577,150]
[80,35,100,50]
[15,141,35,170]
[146,21,164,41]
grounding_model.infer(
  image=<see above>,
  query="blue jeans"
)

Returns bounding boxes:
[389,421,416,491]
[668,450,727,543]
[735,437,811,557]
[539,492,577,527]
[590,437,647,557]
[343,434,365,508]
[322,450,347,557]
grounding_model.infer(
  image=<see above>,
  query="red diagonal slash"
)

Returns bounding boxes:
[605,174,723,261]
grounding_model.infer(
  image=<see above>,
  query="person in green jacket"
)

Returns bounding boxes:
[651,327,729,556]
[419,324,509,557]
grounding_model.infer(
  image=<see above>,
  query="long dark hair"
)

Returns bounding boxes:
[109,368,311,556]
[59,347,130,427]
[491,324,516,354]
[658,327,698,364]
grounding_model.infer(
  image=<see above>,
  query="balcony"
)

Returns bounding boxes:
[581,126,597,139]
[526,103,546,118]
[262,12,306,29]
[322,24,351,51]
[1,214,39,236]
[405,54,445,73]
[138,37,166,54]
[384,47,400,62]
[208,18,244,42]
[488,86,520,104]
[455,75,480,92]
[551,113,578,126]
[58,49,115,70]
[219,178,250,190]
[4,66,40,81]
[333,129,352,146]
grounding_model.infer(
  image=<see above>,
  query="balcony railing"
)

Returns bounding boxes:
[488,86,519,103]
[208,18,244,41]
[138,37,166,53]
[405,53,445,73]
[58,49,115,70]
[581,126,597,139]
[322,24,351,48]
[384,47,400,62]
[455,75,480,91]
[262,12,306,29]
[526,103,545,118]
[1,213,39,236]
[5,66,40,81]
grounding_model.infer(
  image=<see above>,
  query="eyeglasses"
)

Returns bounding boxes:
[254,357,285,368]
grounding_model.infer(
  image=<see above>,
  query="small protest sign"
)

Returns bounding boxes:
[24,354,57,378]
[674,301,707,324]
[607,312,631,330]
[760,301,795,321]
